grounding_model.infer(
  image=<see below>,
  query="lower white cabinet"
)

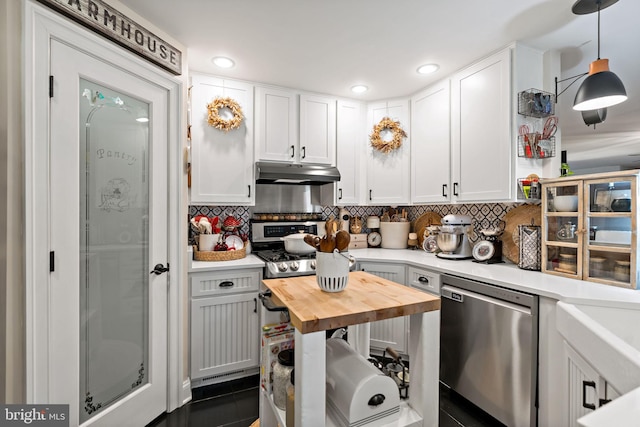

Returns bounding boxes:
[564,341,621,427]
[407,266,441,296]
[358,262,407,355]
[190,269,261,387]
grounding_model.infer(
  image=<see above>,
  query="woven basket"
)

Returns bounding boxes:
[192,242,247,262]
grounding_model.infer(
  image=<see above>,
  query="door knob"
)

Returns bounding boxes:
[150,263,170,275]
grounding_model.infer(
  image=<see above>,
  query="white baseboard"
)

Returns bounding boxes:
[182,378,192,406]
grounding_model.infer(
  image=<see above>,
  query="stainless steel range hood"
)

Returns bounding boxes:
[255,161,340,184]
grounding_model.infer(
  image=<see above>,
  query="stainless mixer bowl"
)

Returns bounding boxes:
[436,232,462,253]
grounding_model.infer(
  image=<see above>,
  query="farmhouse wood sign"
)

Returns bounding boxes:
[38,0,182,75]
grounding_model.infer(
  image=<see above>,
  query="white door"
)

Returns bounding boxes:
[49,39,168,427]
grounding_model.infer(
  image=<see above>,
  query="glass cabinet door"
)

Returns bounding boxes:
[585,177,634,286]
[543,181,582,277]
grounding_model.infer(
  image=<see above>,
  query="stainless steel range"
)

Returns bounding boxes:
[251,219,325,278]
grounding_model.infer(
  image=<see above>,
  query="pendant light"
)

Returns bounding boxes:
[572,0,627,111]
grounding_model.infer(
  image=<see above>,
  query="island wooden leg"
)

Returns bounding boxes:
[294,328,326,427]
[408,310,440,427]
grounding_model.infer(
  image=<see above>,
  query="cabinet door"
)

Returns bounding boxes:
[335,100,364,205]
[255,86,298,162]
[299,94,336,165]
[564,341,602,427]
[584,176,636,289]
[451,48,511,202]
[366,99,411,205]
[191,292,259,381]
[411,80,452,203]
[359,262,407,355]
[190,74,254,204]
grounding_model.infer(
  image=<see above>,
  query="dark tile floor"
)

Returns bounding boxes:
[147,375,503,427]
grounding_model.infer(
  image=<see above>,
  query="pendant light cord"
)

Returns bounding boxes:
[597,1,601,59]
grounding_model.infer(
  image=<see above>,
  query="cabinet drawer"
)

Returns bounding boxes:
[407,266,441,296]
[191,270,260,297]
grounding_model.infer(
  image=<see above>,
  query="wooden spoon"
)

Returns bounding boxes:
[335,230,351,252]
[304,234,320,249]
[319,234,336,253]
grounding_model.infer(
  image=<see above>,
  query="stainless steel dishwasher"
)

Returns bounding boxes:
[440,274,538,427]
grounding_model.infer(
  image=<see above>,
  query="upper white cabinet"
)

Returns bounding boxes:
[451,48,512,202]
[255,87,336,165]
[366,99,411,205]
[411,80,451,203]
[299,94,336,165]
[254,85,298,163]
[335,99,365,205]
[190,74,255,205]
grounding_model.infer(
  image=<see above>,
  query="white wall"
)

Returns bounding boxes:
[0,0,26,404]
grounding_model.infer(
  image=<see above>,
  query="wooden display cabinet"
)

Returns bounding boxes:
[541,170,638,289]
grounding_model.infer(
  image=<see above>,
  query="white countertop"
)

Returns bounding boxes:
[190,247,640,308]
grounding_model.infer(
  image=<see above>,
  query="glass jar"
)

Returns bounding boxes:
[273,349,294,409]
[589,257,607,278]
[613,260,631,283]
[286,369,295,427]
[558,253,577,274]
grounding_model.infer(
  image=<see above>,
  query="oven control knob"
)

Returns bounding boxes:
[310,260,316,270]
[277,262,288,272]
[290,261,299,271]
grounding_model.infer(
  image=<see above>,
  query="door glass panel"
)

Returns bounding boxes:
[79,79,150,423]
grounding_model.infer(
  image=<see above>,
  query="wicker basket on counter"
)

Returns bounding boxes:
[192,242,247,261]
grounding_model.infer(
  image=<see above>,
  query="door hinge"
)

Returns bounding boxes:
[49,75,54,98]
[49,251,55,272]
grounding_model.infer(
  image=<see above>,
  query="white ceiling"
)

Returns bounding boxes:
[119,0,640,172]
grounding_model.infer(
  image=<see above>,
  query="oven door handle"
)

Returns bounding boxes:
[258,290,289,313]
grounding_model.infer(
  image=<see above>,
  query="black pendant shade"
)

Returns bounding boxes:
[582,108,607,126]
[573,68,627,111]
[571,0,627,112]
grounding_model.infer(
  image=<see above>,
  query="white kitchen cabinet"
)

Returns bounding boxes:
[407,266,441,296]
[450,48,511,202]
[190,74,255,205]
[335,99,365,205]
[411,80,452,204]
[190,269,261,387]
[299,94,336,165]
[255,87,336,165]
[255,85,298,162]
[366,99,411,205]
[564,341,621,427]
[358,262,408,355]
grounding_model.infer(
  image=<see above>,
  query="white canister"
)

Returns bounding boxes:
[366,215,380,229]
[379,222,410,249]
[198,234,220,251]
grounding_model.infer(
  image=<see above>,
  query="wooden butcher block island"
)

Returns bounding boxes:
[263,270,441,334]
[259,271,441,427]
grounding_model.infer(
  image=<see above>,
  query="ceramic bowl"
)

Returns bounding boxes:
[554,195,578,212]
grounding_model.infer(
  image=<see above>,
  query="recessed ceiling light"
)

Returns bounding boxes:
[417,64,439,75]
[212,56,235,69]
[351,85,368,93]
